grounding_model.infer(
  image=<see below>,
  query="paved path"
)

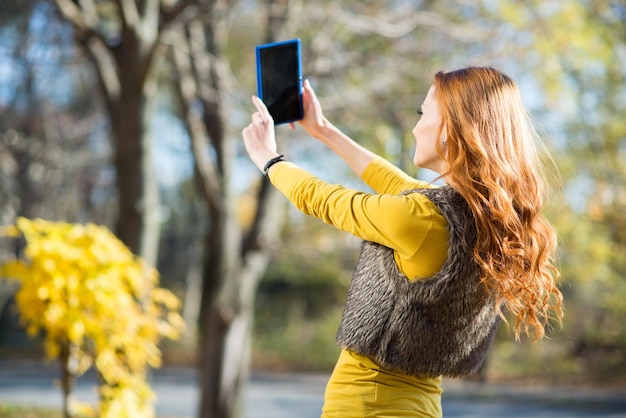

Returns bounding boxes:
[1,360,625,417]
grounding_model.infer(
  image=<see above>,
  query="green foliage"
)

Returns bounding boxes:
[0,218,185,418]
[0,404,62,418]
[254,303,343,371]
[486,0,626,382]
[253,213,357,371]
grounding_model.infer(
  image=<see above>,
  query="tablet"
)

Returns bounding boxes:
[256,38,304,125]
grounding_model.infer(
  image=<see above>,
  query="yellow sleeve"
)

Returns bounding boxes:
[269,161,438,261]
[361,156,435,195]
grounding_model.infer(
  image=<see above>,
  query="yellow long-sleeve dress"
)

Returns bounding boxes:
[269,156,450,418]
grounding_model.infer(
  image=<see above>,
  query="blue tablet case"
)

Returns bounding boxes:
[255,38,303,124]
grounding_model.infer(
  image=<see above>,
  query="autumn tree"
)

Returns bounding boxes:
[1,218,184,418]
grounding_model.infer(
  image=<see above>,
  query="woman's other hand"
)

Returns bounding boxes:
[242,96,280,172]
[297,79,376,177]
[296,79,328,139]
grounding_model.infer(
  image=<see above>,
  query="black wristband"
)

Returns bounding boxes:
[263,154,285,176]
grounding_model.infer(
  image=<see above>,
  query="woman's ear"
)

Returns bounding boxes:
[440,122,448,148]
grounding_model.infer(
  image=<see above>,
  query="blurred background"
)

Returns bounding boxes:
[0,0,625,417]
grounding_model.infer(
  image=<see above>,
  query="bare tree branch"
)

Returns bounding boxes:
[77,0,99,28]
[113,0,141,29]
[143,0,161,44]
[160,0,201,28]
[168,29,224,213]
[54,0,87,29]
[53,0,108,44]
[83,36,121,102]
[326,5,487,41]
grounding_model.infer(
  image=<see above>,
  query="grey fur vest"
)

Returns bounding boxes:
[335,186,500,378]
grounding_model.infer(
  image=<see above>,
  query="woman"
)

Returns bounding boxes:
[242,67,563,418]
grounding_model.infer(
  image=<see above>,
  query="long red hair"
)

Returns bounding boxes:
[434,67,563,341]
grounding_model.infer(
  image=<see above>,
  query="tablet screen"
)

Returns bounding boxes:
[257,40,303,124]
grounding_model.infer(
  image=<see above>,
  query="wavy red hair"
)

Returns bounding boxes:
[433,67,563,341]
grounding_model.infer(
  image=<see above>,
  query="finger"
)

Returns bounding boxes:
[252,96,272,122]
[305,79,320,100]
[303,79,314,94]
[252,112,265,124]
[302,80,310,98]
[242,125,251,140]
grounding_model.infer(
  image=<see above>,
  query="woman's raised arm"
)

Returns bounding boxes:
[242,80,378,178]
[297,80,377,178]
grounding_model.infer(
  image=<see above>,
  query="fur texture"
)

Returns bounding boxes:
[335,186,500,378]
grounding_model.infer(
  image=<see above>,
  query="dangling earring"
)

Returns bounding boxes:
[443,140,447,146]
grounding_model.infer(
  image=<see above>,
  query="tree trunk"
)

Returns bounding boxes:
[199,302,255,418]
[53,0,173,265]
[183,209,205,331]
[197,206,281,418]
[168,5,289,416]
[108,79,161,266]
[193,2,291,417]
[59,341,74,418]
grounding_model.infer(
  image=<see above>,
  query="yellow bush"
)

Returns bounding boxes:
[1,218,185,418]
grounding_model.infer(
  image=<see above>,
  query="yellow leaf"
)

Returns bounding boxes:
[69,399,96,418]
[37,286,50,299]
[0,225,21,237]
[68,321,85,343]
[0,261,28,281]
